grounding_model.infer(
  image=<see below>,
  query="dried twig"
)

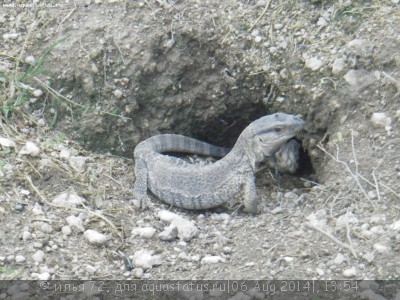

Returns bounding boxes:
[306,223,357,258]
[249,0,272,31]
[317,143,371,202]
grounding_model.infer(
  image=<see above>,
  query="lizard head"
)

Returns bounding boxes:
[240,113,305,168]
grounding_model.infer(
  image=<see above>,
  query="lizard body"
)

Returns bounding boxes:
[133,113,304,214]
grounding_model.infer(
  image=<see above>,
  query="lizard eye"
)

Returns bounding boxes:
[275,127,282,133]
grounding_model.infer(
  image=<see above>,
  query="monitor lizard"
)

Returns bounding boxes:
[133,112,305,214]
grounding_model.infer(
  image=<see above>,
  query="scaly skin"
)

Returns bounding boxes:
[133,112,305,214]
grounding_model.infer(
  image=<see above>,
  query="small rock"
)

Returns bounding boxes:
[114,89,123,98]
[3,33,19,40]
[22,231,31,241]
[158,224,178,241]
[53,190,86,207]
[346,39,374,58]
[283,257,294,263]
[367,190,377,199]
[315,268,325,276]
[362,252,375,263]
[333,253,346,265]
[66,215,85,232]
[33,242,43,248]
[84,229,109,245]
[59,149,71,160]
[254,36,262,43]
[336,212,359,229]
[69,156,87,173]
[62,225,72,236]
[15,255,26,263]
[32,203,44,215]
[25,55,36,65]
[390,220,400,231]
[133,249,154,270]
[370,214,386,224]
[32,89,43,97]
[157,210,199,241]
[371,112,392,132]
[0,137,16,148]
[131,227,156,238]
[305,56,323,71]
[200,256,225,264]
[40,223,53,234]
[19,141,40,156]
[332,58,346,75]
[85,265,98,274]
[373,243,390,253]
[271,206,283,214]
[32,250,45,263]
[133,268,144,278]
[343,70,375,88]
[343,267,357,278]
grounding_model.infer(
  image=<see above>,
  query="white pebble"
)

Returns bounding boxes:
[84,229,109,245]
[133,249,154,270]
[157,210,199,241]
[343,69,375,88]
[315,268,325,276]
[40,223,53,234]
[22,231,31,241]
[53,190,86,207]
[373,243,390,253]
[200,256,225,264]
[331,57,346,75]
[66,215,85,232]
[59,149,71,160]
[390,220,400,231]
[333,253,346,265]
[113,89,123,98]
[343,267,357,277]
[32,203,44,215]
[305,56,323,71]
[271,206,283,214]
[32,250,45,263]
[85,265,98,274]
[371,112,392,132]
[131,227,156,238]
[367,190,377,199]
[19,142,40,156]
[254,36,262,43]
[283,256,294,263]
[133,268,144,278]
[3,33,19,40]
[15,255,26,263]
[158,224,178,241]
[25,55,35,65]
[62,225,72,236]
[32,89,43,97]
[0,137,16,148]
[69,156,87,173]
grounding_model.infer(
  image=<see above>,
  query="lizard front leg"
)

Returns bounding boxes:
[133,157,150,209]
[242,172,258,215]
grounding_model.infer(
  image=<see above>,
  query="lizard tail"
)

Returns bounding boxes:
[135,134,230,157]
